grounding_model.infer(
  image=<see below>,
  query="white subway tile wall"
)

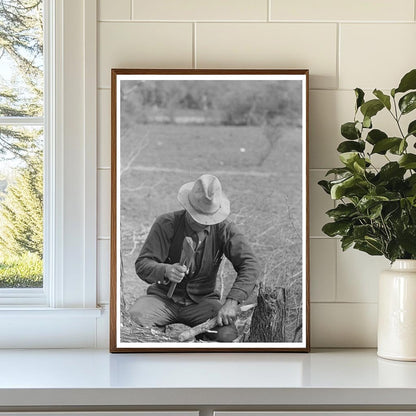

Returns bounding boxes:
[98,90,111,168]
[270,0,414,22]
[99,0,131,21]
[336,246,389,303]
[339,24,416,90]
[98,22,193,88]
[311,303,378,347]
[96,0,416,347]
[196,23,337,89]
[97,239,110,305]
[310,239,337,302]
[309,90,354,169]
[132,0,268,21]
[97,169,111,239]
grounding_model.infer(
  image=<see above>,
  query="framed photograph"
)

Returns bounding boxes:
[110,69,310,352]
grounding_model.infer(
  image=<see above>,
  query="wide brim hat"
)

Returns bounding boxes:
[177,174,230,225]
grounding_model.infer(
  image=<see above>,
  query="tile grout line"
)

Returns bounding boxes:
[130,0,133,20]
[97,87,376,92]
[333,229,338,303]
[268,0,271,22]
[193,22,197,69]
[98,19,416,24]
[311,301,378,305]
[336,22,340,90]
[309,236,338,239]
[96,167,335,172]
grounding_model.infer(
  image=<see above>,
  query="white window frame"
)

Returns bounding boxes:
[0,0,47,305]
[0,0,101,348]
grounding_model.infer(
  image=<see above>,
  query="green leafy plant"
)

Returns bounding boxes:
[319,69,416,262]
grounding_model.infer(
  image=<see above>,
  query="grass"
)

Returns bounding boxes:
[0,252,43,288]
[119,122,304,342]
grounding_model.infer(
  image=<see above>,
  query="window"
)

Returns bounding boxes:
[0,0,46,299]
[0,0,100,348]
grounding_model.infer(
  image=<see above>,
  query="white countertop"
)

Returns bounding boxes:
[0,349,416,408]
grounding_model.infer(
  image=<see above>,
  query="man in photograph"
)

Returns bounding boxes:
[129,174,260,342]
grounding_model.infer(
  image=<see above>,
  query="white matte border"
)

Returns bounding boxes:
[115,72,308,350]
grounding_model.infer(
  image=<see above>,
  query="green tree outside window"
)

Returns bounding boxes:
[0,0,44,288]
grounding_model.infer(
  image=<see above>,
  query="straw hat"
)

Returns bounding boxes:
[177,174,230,225]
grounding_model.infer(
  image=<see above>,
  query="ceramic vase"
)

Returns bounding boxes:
[378,259,416,361]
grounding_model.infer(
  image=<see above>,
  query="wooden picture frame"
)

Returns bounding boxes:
[110,69,310,352]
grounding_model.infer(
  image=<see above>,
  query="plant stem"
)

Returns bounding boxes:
[390,98,406,139]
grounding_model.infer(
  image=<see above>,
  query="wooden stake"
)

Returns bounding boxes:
[178,303,256,342]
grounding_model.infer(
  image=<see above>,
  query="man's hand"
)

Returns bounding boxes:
[217,299,239,326]
[165,263,187,283]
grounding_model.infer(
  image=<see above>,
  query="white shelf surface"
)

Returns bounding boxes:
[0,349,416,408]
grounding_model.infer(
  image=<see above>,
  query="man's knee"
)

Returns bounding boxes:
[128,295,174,327]
[129,301,153,327]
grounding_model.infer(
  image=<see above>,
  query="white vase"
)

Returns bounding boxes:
[378,259,416,361]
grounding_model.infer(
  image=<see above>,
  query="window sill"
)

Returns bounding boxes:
[0,288,47,306]
[0,306,102,316]
[0,307,103,348]
[0,349,415,410]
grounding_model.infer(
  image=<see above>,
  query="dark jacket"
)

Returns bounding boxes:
[135,210,260,304]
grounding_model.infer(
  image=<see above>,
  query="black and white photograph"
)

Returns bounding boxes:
[110,69,309,352]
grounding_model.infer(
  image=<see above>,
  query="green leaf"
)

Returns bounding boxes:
[357,195,389,211]
[325,167,351,176]
[341,122,361,140]
[373,89,391,110]
[366,129,387,145]
[369,203,383,220]
[398,226,416,255]
[353,158,366,174]
[399,139,407,154]
[396,69,416,94]
[410,206,416,222]
[407,120,416,137]
[389,139,408,155]
[337,140,365,153]
[406,174,416,196]
[399,92,416,115]
[341,235,355,251]
[386,240,403,263]
[354,241,383,256]
[326,203,357,220]
[407,195,416,207]
[322,221,351,237]
[329,175,354,186]
[330,176,358,199]
[360,99,384,119]
[363,115,372,129]
[371,137,402,154]
[406,174,416,188]
[377,162,406,182]
[339,152,360,167]
[353,224,374,239]
[365,236,384,251]
[399,154,416,169]
[391,88,396,97]
[355,88,365,110]
[318,180,331,195]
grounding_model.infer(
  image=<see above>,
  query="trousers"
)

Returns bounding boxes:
[129,294,238,342]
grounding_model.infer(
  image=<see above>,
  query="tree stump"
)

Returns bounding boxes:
[248,287,286,342]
